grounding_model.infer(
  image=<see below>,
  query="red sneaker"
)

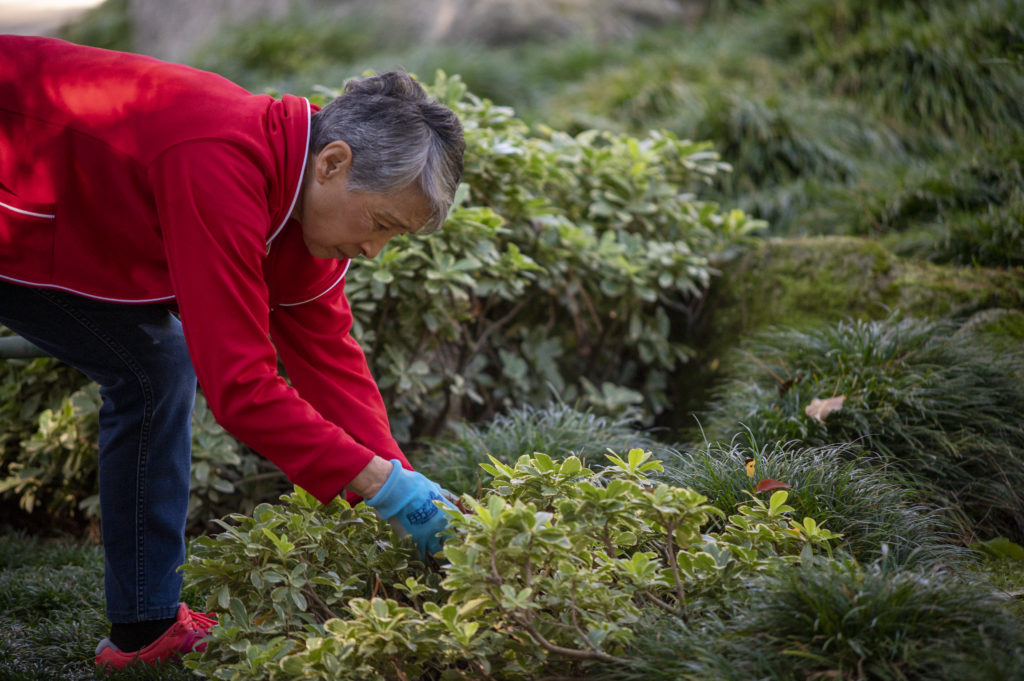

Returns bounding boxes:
[95,603,217,670]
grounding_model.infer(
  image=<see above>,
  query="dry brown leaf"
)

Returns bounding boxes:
[804,395,846,424]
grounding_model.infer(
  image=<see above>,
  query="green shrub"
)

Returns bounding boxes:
[704,315,1024,541]
[0,344,94,518]
[537,0,1023,246]
[958,309,1024,356]
[750,0,956,59]
[852,141,1024,233]
[696,93,862,193]
[664,440,964,567]
[547,51,709,135]
[0,380,275,526]
[0,352,89,462]
[338,73,761,440]
[0,383,100,517]
[182,450,838,680]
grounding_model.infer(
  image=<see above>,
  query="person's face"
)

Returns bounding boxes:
[294,141,433,260]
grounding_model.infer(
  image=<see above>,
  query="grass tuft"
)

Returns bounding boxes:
[0,531,198,680]
[743,560,1024,681]
[417,402,666,495]
[662,440,965,568]
[704,315,1024,541]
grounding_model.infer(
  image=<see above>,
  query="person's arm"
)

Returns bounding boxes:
[149,140,383,503]
[268,277,414,502]
[267,248,459,557]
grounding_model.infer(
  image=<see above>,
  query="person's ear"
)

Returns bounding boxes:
[315,141,353,182]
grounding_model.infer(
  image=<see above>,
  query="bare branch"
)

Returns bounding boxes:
[515,616,629,665]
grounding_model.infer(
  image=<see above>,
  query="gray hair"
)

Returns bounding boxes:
[309,71,465,233]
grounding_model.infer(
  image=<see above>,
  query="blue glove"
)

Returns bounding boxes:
[365,459,457,558]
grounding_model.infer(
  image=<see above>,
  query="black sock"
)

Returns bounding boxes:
[109,617,177,652]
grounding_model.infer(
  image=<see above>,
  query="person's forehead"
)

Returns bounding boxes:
[377,189,432,232]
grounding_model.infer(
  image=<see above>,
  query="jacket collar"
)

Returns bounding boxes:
[265,95,312,248]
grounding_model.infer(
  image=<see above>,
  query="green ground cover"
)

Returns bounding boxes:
[4,0,1023,677]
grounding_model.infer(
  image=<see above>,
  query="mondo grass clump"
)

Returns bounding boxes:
[806,0,1024,140]
[741,560,1024,681]
[932,190,1024,268]
[417,402,666,495]
[704,315,1024,542]
[581,560,1024,681]
[663,440,963,568]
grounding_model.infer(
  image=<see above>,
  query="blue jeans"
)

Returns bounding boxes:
[0,281,195,624]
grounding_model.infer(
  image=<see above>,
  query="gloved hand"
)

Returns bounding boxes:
[365,459,458,558]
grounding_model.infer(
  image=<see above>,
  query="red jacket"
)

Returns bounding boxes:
[0,36,411,504]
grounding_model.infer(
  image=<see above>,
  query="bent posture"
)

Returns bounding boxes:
[0,36,464,668]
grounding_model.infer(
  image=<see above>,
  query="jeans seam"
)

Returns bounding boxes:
[36,289,156,621]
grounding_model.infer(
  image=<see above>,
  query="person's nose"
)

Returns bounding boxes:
[360,234,390,259]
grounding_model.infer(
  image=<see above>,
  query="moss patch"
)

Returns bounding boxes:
[702,236,896,342]
[701,236,1023,346]
[886,261,1024,320]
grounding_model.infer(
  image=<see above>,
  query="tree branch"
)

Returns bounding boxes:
[514,616,628,665]
[662,519,688,614]
[642,590,683,618]
[301,584,339,624]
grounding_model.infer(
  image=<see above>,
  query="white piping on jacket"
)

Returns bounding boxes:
[278,259,350,307]
[0,201,55,220]
[265,97,310,249]
[1,98,314,306]
[0,273,175,303]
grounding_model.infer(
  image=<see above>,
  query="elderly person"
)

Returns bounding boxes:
[0,35,464,668]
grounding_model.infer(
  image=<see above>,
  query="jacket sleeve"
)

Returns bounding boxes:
[148,139,382,504]
[269,279,413,503]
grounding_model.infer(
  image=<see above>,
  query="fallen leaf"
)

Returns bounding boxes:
[804,395,846,424]
[753,478,791,493]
